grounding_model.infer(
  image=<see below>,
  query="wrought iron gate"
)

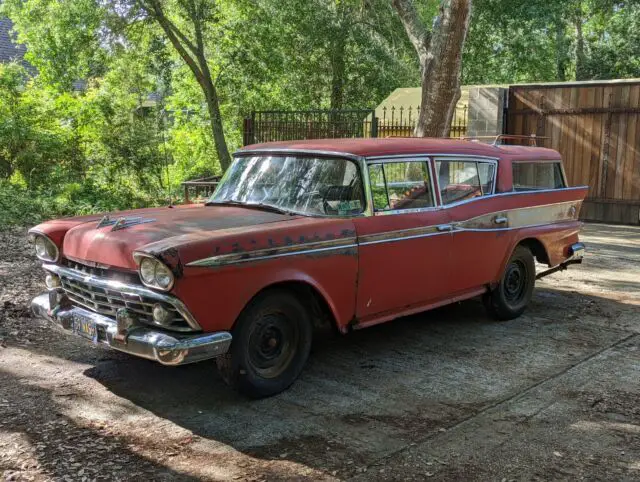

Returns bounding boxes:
[243,109,376,146]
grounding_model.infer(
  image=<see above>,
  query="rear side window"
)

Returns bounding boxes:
[368,161,434,211]
[436,160,495,205]
[512,162,566,191]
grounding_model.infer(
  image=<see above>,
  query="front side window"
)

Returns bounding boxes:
[210,155,364,216]
[368,161,434,212]
[512,162,566,191]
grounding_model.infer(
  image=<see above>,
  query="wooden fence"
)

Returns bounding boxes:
[507,80,640,224]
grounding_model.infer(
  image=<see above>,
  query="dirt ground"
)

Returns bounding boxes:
[1,223,639,481]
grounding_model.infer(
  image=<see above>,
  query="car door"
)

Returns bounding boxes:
[352,157,453,324]
[434,157,512,292]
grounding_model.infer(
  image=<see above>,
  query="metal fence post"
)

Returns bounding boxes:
[371,116,379,138]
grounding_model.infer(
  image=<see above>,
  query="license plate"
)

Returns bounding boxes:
[72,314,98,343]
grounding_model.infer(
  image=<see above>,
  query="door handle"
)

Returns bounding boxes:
[436,224,453,232]
[494,216,508,225]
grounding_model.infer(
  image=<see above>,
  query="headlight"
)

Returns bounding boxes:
[135,255,175,291]
[30,233,59,262]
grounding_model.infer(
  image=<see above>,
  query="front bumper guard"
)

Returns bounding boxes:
[536,242,585,280]
[31,293,232,366]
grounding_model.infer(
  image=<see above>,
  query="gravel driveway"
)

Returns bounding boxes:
[1,223,639,481]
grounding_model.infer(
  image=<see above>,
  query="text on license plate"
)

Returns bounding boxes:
[73,315,98,343]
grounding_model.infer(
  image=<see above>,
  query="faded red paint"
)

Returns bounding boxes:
[30,138,587,335]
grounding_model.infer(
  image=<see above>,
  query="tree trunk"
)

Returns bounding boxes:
[555,21,569,81]
[574,6,587,81]
[392,0,472,138]
[203,81,231,171]
[330,33,346,111]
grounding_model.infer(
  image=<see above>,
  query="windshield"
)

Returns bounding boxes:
[209,155,365,216]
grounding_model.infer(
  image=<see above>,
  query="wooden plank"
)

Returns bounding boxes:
[550,88,563,154]
[574,87,590,187]
[604,85,618,198]
[633,98,640,201]
[592,87,606,198]
[614,85,631,199]
[558,88,572,180]
[583,87,598,195]
[566,87,580,186]
[623,85,639,200]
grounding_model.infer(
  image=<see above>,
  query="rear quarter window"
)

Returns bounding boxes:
[512,162,566,191]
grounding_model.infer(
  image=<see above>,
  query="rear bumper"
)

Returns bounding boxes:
[536,242,585,280]
[31,292,232,366]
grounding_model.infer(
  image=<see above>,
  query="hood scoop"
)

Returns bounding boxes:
[97,215,156,231]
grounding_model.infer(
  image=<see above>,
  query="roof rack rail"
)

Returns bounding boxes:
[461,134,548,147]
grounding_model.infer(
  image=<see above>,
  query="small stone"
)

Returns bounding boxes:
[553,451,563,457]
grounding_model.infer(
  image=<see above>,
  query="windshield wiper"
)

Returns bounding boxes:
[206,200,294,216]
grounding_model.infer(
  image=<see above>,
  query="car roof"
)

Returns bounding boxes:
[241,138,562,161]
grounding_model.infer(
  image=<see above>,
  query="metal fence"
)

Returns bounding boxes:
[243,105,468,145]
[243,109,376,145]
[377,105,468,138]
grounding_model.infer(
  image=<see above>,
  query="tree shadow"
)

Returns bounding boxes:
[71,288,637,477]
[5,283,639,479]
[0,368,199,481]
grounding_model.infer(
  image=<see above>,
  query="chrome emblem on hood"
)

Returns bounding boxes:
[96,215,156,231]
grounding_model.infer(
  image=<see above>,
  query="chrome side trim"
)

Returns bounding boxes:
[31,293,230,366]
[186,237,357,268]
[41,264,201,331]
[435,185,588,210]
[359,201,581,247]
[359,225,444,246]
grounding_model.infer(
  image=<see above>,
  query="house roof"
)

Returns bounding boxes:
[0,18,25,62]
[242,137,561,161]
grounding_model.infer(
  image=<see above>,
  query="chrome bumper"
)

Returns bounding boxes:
[567,242,585,261]
[536,242,585,280]
[31,293,232,366]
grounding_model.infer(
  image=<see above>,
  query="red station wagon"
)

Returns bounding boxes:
[30,137,587,397]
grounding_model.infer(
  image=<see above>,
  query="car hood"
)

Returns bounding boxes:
[61,204,297,270]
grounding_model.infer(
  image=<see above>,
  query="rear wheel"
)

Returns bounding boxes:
[483,245,535,321]
[216,289,312,398]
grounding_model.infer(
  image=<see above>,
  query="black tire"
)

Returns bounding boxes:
[216,289,312,398]
[483,245,536,321]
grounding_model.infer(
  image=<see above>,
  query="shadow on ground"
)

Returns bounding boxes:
[40,288,629,478]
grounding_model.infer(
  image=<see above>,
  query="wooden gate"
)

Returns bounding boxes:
[507,80,640,224]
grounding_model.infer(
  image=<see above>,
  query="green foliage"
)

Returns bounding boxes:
[1,0,640,227]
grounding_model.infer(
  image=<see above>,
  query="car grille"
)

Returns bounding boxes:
[58,264,192,332]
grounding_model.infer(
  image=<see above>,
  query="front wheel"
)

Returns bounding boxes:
[216,289,312,398]
[483,245,535,321]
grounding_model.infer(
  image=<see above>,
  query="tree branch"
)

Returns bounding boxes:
[391,0,430,63]
[140,0,200,60]
[139,0,204,83]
